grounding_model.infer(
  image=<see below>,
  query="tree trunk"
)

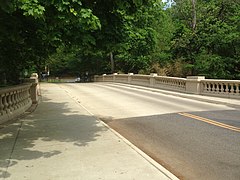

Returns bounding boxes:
[190,0,197,75]
[110,52,114,73]
[192,0,197,30]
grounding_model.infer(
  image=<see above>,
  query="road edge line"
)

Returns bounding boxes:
[75,98,179,180]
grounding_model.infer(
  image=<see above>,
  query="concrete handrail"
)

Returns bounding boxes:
[201,79,240,98]
[94,74,240,99]
[0,76,39,124]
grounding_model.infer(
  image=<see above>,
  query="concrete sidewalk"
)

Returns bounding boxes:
[0,83,178,180]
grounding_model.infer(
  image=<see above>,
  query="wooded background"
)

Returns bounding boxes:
[0,0,239,84]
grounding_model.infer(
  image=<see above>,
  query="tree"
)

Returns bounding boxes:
[170,0,240,79]
[0,0,100,84]
[79,0,167,74]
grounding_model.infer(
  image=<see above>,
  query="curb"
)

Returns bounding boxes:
[98,119,180,180]
[69,93,179,180]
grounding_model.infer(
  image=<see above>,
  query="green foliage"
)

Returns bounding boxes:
[1,0,239,83]
[195,53,236,79]
[0,0,100,84]
[170,0,240,79]
[47,45,107,76]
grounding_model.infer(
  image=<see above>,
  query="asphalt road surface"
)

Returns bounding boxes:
[59,82,240,180]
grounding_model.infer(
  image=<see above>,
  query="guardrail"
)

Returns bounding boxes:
[0,78,39,124]
[94,73,240,99]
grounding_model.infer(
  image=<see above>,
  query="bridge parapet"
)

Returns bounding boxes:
[0,75,39,124]
[94,74,240,99]
[201,79,240,98]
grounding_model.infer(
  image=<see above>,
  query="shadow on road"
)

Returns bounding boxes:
[104,110,240,180]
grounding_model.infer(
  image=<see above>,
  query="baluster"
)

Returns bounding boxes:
[236,84,240,94]
[230,83,234,94]
[208,83,211,92]
[216,83,220,93]
[212,83,216,92]
[23,89,27,105]
[227,83,230,93]
[16,90,21,108]
[233,84,236,94]
[180,80,183,90]
[27,88,30,103]
[207,83,211,92]
[203,82,207,92]
[27,88,31,103]
[0,95,4,115]
[223,83,227,93]
[3,93,9,113]
[9,92,14,111]
[220,83,224,94]
[22,89,26,105]
[12,91,17,110]
[11,91,15,110]
[16,90,19,105]
[229,84,234,94]
[24,89,28,105]
[182,81,185,88]
[19,89,23,106]
[13,91,17,108]
[212,83,216,93]
[19,89,24,107]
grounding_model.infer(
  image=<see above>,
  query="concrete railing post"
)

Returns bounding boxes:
[102,74,106,82]
[29,82,38,104]
[94,75,98,82]
[29,74,39,104]
[128,73,133,84]
[186,76,205,94]
[113,73,118,82]
[150,73,157,87]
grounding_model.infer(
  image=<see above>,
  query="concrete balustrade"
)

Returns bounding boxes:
[155,76,186,92]
[113,74,127,83]
[0,75,39,124]
[201,80,240,98]
[94,73,240,99]
[131,75,151,86]
[103,74,114,82]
